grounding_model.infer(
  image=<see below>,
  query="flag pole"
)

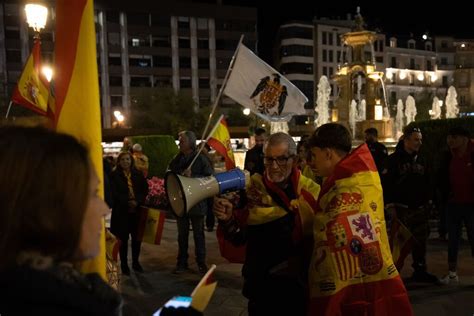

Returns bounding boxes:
[199,34,244,142]
[186,114,224,173]
[191,264,217,297]
[5,101,13,118]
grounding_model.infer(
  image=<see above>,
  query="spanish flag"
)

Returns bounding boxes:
[308,144,413,316]
[11,40,49,115]
[390,217,414,271]
[191,264,217,312]
[53,0,106,278]
[207,117,236,170]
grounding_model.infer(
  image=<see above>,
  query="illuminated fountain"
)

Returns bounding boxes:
[332,8,393,139]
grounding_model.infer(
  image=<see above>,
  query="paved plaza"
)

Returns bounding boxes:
[121,217,474,316]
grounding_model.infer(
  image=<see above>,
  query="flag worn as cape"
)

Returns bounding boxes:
[308,144,413,316]
[54,0,106,279]
[11,40,49,115]
[207,117,235,170]
[223,43,307,122]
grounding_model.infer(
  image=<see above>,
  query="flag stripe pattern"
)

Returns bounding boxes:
[54,0,106,278]
[207,117,236,170]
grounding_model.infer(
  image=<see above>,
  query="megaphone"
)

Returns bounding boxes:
[165,169,250,217]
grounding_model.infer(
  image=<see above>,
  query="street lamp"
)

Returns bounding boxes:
[41,65,53,82]
[25,4,48,34]
[243,108,251,116]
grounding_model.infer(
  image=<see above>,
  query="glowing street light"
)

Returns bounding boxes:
[243,108,251,116]
[41,65,53,82]
[114,110,125,123]
[25,4,48,33]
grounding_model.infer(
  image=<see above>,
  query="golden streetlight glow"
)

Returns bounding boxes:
[41,65,53,82]
[25,4,48,32]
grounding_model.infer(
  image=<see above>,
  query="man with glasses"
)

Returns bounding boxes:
[382,126,438,283]
[213,132,320,316]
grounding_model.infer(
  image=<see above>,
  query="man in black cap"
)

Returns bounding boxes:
[437,126,474,284]
[364,127,388,173]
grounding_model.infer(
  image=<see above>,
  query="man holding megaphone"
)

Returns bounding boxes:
[213,132,321,316]
[167,131,214,275]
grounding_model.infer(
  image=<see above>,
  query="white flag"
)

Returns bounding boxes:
[223,44,308,122]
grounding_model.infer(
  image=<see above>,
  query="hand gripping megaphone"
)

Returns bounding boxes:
[165,169,250,217]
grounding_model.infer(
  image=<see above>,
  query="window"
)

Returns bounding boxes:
[442,76,448,86]
[328,50,333,62]
[329,67,333,77]
[179,38,190,49]
[337,51,341,63]
[322,32,327,45]
[323,66,328,76]
[441,57,447,65]
[199,78,210,89]
[197,18,208,30]
[280,63,313,75]
[179,57,191,68]
[127,13,149,26]
[408,41,415,49]
[426,60,432,71]
[108,56,121,66]
[6,50,21,63]
[180,78,192,88]
[129,56,151,67]
[216,39,238,50]
[280,45,313,57]
[132,38,140,47]
[441,41,448,48]
[106,11,120,23]
[108,32,120,46]
[379,40,384,52]
[460,95,466,106]
[375,56,384,63]
[390,57,397,68]
[279,27,312,40]
[130,76,151,87]
[198,58,209,69]
[198,39,209,50]
[426,44,432,51]
[322,49,327,62]
[178,17,189,29]
[328,33,333,46]
[151,15,169,27]
[154,76,171,87]
[153,56,172,67]
[336,34,341,46]
[110,95,122,106]
[109,76,122,86]
[410,58,415,69]
[390,91,397,105]
[5,29,20,39]
[153,36,170,48]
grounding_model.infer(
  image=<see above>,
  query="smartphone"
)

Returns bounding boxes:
[153,296,192,316]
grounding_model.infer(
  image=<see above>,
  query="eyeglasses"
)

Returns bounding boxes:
[264,155,294,166]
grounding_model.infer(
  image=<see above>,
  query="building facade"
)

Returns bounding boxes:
[0,0,257,127]
[275,15,474,122]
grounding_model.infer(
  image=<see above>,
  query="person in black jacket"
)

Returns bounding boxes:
[0,126,121,315]
[110,151,149,275]
[168,131,214,274]
[382,126,438,283]
[365,127,388,173]
[244,127,267,175]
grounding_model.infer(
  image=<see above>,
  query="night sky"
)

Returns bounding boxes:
[223,0,474,64]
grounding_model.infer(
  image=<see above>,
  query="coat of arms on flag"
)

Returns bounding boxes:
[250,74,287,116]
[223,43,307,122]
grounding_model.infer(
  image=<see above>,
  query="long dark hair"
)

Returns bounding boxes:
[0,126,90,270]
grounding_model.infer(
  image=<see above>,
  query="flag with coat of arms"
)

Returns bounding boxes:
[223,43,308,122]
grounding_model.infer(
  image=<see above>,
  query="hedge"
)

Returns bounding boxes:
[130,135,178,178]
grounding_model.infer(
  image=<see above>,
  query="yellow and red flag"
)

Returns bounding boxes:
[207,117,236,170]
[190,264,217,312]
[53,0,106,278]
[11,40,49,115]
[308,144,413,316]
[389,217,414,271]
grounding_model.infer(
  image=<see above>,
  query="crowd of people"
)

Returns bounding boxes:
[0,121,472,315]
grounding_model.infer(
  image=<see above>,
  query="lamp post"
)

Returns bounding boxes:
[25,4,48,37]
[113,110,125,128]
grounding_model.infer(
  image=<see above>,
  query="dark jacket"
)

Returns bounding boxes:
[366,141,388,173]
[382,148,431,208]
[168,150,213,216]
[110,168,148,237]
[244,145,265,175]
[437,143,474,205]
[0,265,122,316]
